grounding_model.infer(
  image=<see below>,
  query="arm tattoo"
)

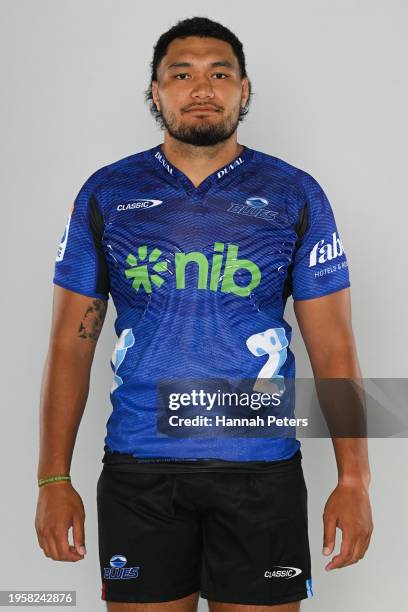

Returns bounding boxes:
[78,299,107,342]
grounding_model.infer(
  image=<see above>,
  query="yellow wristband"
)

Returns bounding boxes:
[38,475,71,488]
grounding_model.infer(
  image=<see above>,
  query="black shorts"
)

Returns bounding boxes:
[96,449,313,606]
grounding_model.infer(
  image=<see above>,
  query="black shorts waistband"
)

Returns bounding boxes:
[101,449,302,473]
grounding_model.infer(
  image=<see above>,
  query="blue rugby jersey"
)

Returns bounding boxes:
[53,143,350,461]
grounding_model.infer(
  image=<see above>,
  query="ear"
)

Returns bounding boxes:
[151,81,160,112]
[241,77,250,109]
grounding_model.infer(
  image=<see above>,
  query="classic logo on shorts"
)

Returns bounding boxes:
[104,554,140,580]
[264,566,302,579]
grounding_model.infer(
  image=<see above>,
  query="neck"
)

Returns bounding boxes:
[160,134,244,188]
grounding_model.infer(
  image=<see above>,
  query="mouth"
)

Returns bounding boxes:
[185,107,220,114]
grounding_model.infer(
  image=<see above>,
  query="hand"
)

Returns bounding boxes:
[322,481,373,571]
[35,482,86,562]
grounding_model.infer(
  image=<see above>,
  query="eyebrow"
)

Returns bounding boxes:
[166,60,236,70]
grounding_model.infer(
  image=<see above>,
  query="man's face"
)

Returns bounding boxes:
[152,36,249,147]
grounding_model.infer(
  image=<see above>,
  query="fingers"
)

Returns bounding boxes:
[325,524,373,571]
[40,528,84,561]
[35,485,87,563]
[36,519,85,562]
[73,514,87,557]
[325,533,355,571]
[350,523,373,564]
[322,512,337,556]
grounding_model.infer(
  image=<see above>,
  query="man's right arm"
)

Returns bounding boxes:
[35,285,108,562]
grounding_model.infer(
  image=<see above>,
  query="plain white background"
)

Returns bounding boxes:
[1,1,407,609]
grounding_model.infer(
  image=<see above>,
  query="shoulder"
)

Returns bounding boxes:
[78,148,150,195]
[250,147,326,199]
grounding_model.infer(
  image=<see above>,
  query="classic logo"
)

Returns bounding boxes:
[309,232,344,267]
[117,199,162,211]
[104,555,140,580]
[124,242,261,297]
[227,195,278,222]
[264,566,302,579]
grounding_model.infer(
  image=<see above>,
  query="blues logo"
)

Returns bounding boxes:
[227,195,278,222]
[104,554,140,580]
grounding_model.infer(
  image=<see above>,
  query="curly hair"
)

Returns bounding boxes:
[144,16,253,128]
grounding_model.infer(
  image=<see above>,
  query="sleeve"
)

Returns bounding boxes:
[53,174,110,300]
[290,172,350,300]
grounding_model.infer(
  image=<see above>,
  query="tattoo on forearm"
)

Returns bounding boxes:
[78,299,107,342]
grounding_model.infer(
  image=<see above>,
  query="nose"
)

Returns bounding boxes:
[190,75,215,100]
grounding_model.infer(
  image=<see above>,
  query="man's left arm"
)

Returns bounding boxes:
[294,287,374,571]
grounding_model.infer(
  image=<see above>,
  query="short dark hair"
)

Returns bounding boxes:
[144,16,253,128]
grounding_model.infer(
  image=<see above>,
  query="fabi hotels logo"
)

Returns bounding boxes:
[124,242,261,297]
[309,232,344,267]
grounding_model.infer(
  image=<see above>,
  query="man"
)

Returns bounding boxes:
[35,16,373,612]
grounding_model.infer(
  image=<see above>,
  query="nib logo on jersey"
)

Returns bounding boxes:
[104,555,140,580]
[124,242,261,297]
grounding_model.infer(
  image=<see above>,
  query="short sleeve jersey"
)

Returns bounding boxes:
[53,144,350,462]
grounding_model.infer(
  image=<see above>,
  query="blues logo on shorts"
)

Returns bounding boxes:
[103,554,140,580]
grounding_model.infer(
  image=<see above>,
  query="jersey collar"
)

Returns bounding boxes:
[147,142,255,196]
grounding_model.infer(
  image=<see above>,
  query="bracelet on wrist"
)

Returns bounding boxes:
[38,475,71,488]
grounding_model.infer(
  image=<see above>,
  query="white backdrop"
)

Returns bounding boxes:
[1,1,407,609]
